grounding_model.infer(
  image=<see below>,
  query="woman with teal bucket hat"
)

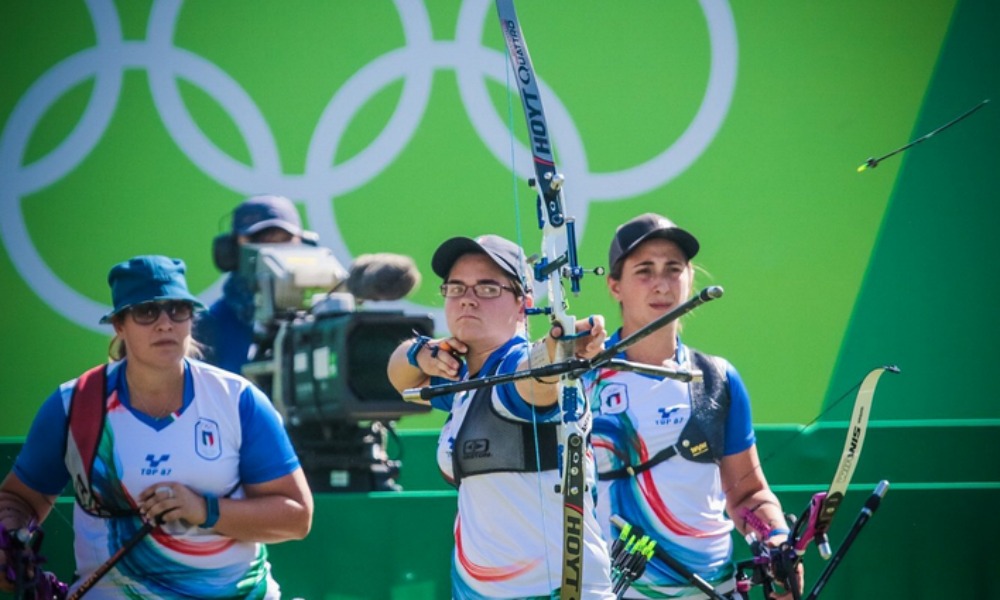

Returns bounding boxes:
[0,255,312,599]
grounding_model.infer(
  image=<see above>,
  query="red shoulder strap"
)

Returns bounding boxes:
[68,364,108,476]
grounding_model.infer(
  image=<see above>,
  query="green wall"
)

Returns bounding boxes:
[828,0,1000,421]
[4,424,999,598]
[11,486,996,599]
[2,1,999,597]
[3,0,994,435]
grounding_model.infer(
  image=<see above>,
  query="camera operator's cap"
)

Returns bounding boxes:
[100,255,205,323]
[432,234,532,292]
[608,213,700,270]
[232,194,302,237]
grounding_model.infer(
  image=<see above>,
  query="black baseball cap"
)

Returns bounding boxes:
[432,234,531,292]
[608,213,699,270]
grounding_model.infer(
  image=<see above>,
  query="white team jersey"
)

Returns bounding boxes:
[57,359,283,599]
[437,378,614,599]
[589,349,746,598]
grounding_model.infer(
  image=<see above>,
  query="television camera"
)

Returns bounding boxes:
[236,243,433,492]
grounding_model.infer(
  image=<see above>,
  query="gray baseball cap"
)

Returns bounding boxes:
[432,234,531,292]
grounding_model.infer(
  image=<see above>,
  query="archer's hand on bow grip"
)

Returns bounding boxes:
[548,315,606,362]
[419,338,467,382]
[545,315,608,362]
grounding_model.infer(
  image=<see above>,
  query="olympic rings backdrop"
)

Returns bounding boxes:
[2,0,998,437]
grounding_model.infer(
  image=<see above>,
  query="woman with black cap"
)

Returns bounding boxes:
[0,255,312,599]
[589,214,797,599]
[387,234,615,599]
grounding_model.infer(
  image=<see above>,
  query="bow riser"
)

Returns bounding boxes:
[496,2,587,597]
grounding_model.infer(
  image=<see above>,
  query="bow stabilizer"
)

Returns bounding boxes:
[403,286,724,402]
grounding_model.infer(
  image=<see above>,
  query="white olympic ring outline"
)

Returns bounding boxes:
[0,0,736,334]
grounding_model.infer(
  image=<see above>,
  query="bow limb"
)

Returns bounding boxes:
[495,2,589,597]
[737,365,900,598]
[793,365,900,558]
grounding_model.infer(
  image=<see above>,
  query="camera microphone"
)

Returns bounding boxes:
[346,253,422,302]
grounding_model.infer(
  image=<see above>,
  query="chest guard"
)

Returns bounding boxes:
[599,349,730,480]
[684,349,730,463]
[451,379,560,487]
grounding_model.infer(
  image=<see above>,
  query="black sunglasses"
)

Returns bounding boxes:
[128,301,195,325]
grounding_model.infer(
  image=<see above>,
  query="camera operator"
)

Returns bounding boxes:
[194,195,429,491]
[195,194,309,373]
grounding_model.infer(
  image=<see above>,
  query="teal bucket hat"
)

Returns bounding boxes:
[100,255,205,324]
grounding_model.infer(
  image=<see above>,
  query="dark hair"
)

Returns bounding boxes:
[508,276,526,298]
[609,260,624,281]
